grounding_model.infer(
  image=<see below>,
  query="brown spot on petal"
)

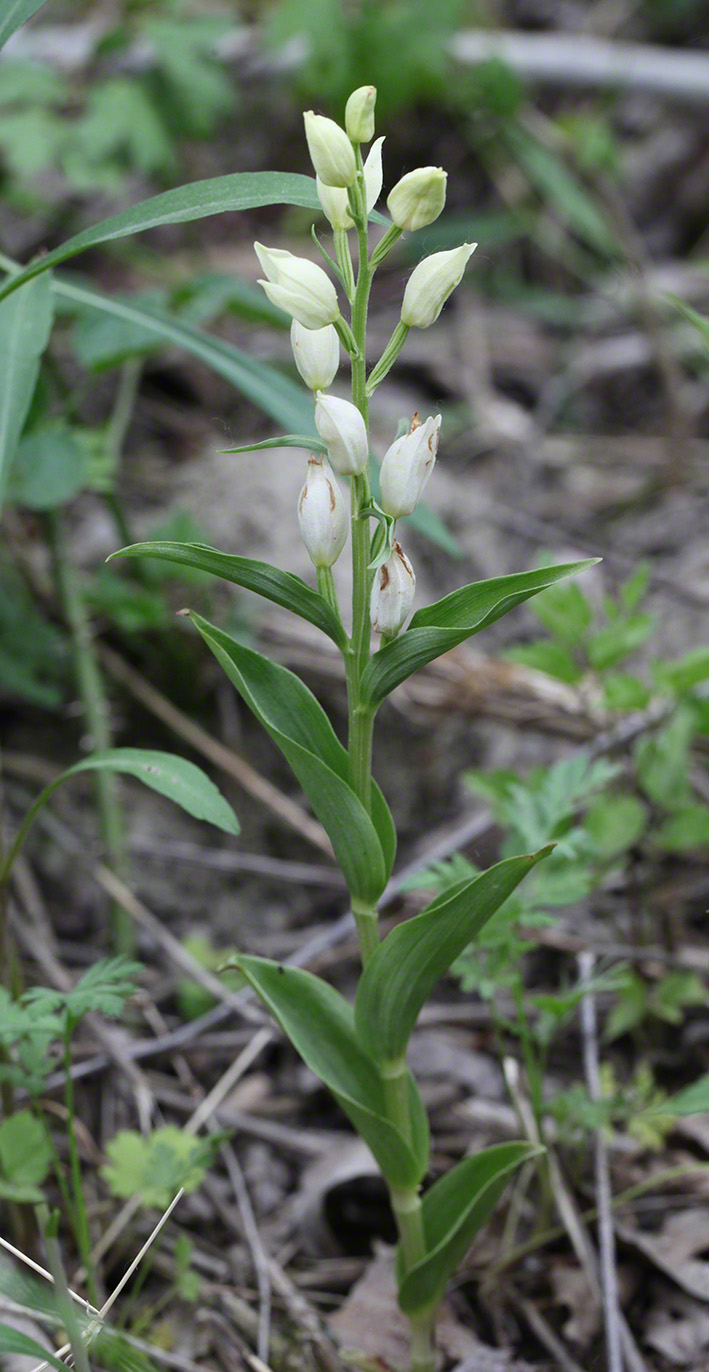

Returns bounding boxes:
[379,563,390,589]
[326,480,336,511]
[408,412,421,433]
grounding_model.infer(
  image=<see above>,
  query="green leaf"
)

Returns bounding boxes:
[54,277,316,432]
[61,749,239,834]
[0,1324,70,1372]
[1,747,238,883]
[586,793,648,859]
[7,424,89,509]
[0,1110,51,1202]
[658,1073,709,1117]
[234,955,428,1186]
[0,0,49,51]
[111,541,345,648]
[102,1127,217,1210]
[0,173,329,303]
[0,273,54,511]
[23,956,142,1023]
[506,640,582,684]
[361,561,599,707]
[653,805,709,852]
[397,1142,542,1314]
[190,616,394,899]
[222,434,327,456]
[654,647,709,696]
[355,850,552,1061]
[636,709,694,810]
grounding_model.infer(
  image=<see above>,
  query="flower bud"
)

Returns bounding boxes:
[401,243,477,330]
[363,136,384,214]
[314,391,368,477]
[387,166,447,232]
[370,541,415,637]
[298,456,348,568]
[304,111,357,188]
[379,413,441,518]
[316,176,353,231]
[291,320,339,391]
[255,242,339,330]
[345,85,376,142]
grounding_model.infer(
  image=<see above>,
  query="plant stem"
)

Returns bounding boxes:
[63,1026,99,1305]
[343,157,437,1372]
[46,509,131,953]
[38,1204,93,1372]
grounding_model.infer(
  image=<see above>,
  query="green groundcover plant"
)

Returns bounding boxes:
[104,90,597,1370]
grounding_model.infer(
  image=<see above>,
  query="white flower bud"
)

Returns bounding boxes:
[298,456,348,568]
[317,137,384,229]
[387,166,447,232]
[255,242,339,330]
[401,243,477,330]
[314,391,368,477]
[345,86,376,143]
[379,413,441,518]
[370,541,415,637]
[291,320,339,391]
[304,111,357,188]
[317,176,353,231]
[363,136,384,214]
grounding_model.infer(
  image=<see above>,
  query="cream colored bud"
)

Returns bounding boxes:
[379,413,441,518]
[397,242,474,330]
[298,456,348,568]
[387,166,447,232]
[363,136,384,214]
[401,243,477,330]
[290,321,339,391]
[314,391,368,476]
[304,111,357,188]
[370,541,415,637]
[317,176,353,230]
[255,242,339,330]
[345,85,376,142]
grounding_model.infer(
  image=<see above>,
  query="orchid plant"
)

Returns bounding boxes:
[112,88,596,1372]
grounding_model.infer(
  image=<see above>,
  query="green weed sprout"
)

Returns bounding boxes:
[112,88,597,1372]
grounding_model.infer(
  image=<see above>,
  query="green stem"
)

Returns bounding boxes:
[46,510,131,953]
[63,1027,99,1305]
[341,157,437,1372]
[38,1205,92,1372]
[316,565,341,620]
[351,898,379,966]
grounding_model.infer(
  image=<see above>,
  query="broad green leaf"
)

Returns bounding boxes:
[0,1324,69,1372]
[397,1142,542,1313]
[53,277,316,433]
[223,433,328,456]
[361,561,599,706]
[1,748,238,884]
[586,793,648,859]
[7,424,89,509]
[0,173,388,303]
[0,273,53,510]
[0,0,49,51]
[190,616,394,899]
[653,805,709,853]
[0,1110,51,1202]
[657,1073,709,1117]
[356,851,551,1061]
[111,541,345,649]
[234,955,428,1186]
